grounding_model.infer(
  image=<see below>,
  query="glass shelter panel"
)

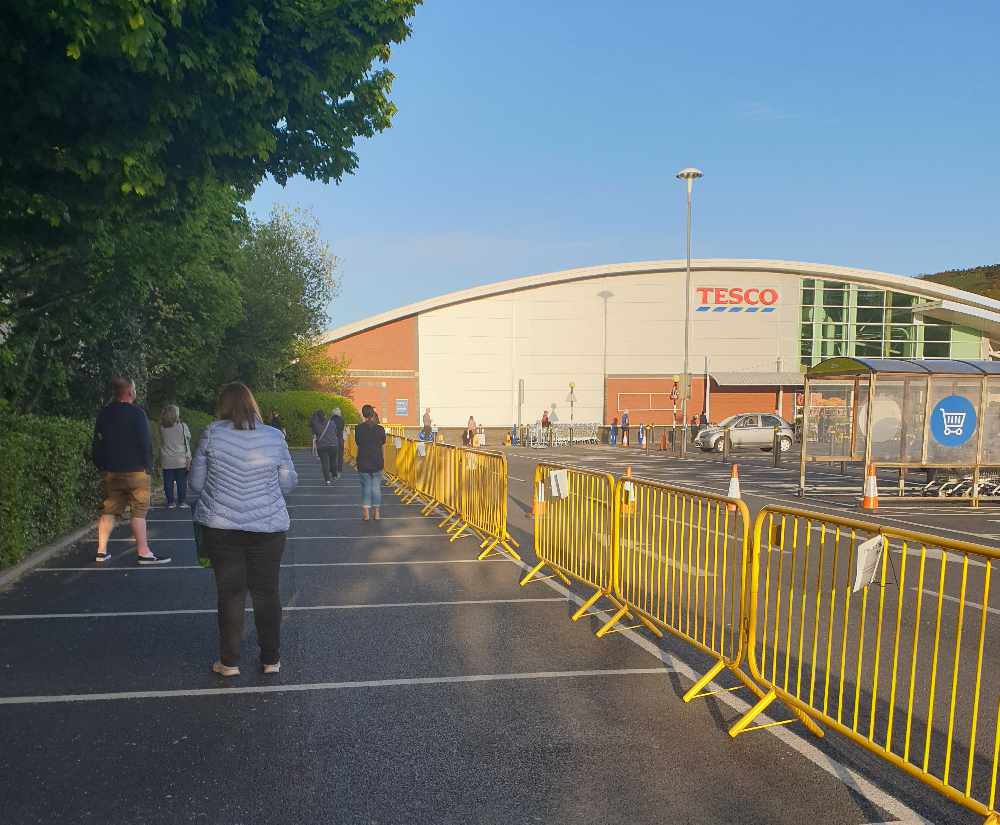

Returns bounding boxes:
[805,380,855,458]
[925,378,983,466]
[980,377,1000,465]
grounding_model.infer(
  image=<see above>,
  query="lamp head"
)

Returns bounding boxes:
[675,167,703,181]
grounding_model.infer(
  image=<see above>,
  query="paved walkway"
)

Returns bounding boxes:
[0,450,973,824]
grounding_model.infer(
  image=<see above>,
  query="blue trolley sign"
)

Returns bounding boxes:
[930,395,978,448]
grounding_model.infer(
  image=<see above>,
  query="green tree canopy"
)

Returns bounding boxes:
[0,0,418,246]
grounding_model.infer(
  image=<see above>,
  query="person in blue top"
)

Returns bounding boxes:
[621,409,630,446]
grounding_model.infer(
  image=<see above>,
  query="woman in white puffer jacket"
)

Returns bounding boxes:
[189,382,298,678]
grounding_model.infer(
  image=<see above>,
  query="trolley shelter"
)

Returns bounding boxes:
[800,357,1000,505]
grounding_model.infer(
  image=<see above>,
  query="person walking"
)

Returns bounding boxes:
[268,409,287,439]
[189,382,298,677]
[331,406,346,476]
[463,415,477,447]
[159,404,192,509]
[313,410,340,484]
[621,409,630,447]
[92,376,170,564]
[610,416,618,447]
[355,404,386,521]
[422,407,433,440]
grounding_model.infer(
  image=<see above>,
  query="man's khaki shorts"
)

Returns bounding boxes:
[100,472,151,519]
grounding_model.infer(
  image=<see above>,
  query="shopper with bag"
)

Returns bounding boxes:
[159,404,192,509]
[355,404,386,521]
[313,409,340,484]
[189,382,298,677]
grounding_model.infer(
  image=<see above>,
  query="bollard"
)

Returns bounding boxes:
[772,426,781,467]
[722,427,732,462]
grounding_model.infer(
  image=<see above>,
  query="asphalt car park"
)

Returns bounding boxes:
[0,448,985,824]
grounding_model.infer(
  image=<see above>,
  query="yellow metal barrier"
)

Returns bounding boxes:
[520,463,624,620]
[732,505,1000,824]
[597,475,815,713]
[386,438,519,561]
[343,427,357,464]
[383,423,406,438]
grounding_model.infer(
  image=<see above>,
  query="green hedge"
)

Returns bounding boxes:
[0,414,101,569]
[255,390,360,446]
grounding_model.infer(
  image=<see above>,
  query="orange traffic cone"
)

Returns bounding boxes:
[622,466,635,514]
[861,464,878,511]
[533,479,546,516]
[727,464,741,512]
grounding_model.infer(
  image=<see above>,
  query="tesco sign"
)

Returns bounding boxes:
[695,286,779,314]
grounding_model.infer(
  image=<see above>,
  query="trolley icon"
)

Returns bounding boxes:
[940,408,967,437]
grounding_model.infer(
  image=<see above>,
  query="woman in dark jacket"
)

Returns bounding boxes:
[354,404,386,521]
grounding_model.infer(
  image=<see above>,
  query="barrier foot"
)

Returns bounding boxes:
[519,561,546,586]
[682,660,727,703]
[596,606,628,638]
[729,690,777,737]
[449,523,469,542]
[506,532,520,549]
[571,590,604,621]
[983,815,1000,825]
[634,612,664,638]
[728,690,825,738]
[438,512,455,529]
[477,539,499,560]
[499,540,522,562]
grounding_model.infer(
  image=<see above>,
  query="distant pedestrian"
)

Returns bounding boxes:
[159,404,192,509]
[610,416,618,446]
[355,404,386,521]
[463,415,477,447]
[310,410,327,460]
[189,382,298,677]
[331,406,346,475]
[268,409,287,439]
[92,376,170,564]
[621,410,630,446]
[422,407,433,440]
[699,412,708,429]
[690,415,699,442]
[541,410,550,428]
[313,409,340,484]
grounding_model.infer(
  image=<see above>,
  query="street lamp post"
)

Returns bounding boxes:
[675,166,703,456]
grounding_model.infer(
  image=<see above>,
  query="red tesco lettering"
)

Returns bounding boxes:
[696,286,779,306]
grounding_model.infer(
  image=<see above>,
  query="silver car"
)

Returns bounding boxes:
[695,413,795,453]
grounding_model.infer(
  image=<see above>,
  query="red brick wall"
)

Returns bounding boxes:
[322,317,419,424]
[606,375,795,425]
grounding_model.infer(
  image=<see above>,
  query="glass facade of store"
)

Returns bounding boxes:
[799,278,982,368]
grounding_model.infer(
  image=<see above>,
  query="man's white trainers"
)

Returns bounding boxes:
[211,661,240,677]
[262,663,281,675]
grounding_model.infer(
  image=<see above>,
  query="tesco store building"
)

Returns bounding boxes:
[319,259,1000,428]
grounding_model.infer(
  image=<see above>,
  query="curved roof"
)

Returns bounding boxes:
[318,258,1000,345]
[809,357,1000,376]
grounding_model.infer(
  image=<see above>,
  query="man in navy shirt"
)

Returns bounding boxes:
[92,376,170,564]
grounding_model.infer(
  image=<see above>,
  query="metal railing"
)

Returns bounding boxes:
[732,505,1000,822]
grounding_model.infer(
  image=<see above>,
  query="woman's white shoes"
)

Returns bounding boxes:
[263,662,281,674]
[211,661,240,677]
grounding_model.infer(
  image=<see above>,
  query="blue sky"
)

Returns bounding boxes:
[249,0,1000,330]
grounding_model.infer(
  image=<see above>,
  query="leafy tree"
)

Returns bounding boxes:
[217,207,339,390]
[277,344,355,395]
[0,0,419,244]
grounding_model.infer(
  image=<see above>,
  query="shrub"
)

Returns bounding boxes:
[0,414,101,569]
[255,390,360,446]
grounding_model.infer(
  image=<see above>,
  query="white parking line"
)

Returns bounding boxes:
[0,667,668,706]
[37,559,509,573]
[105,534,456,543]
[0,596,567,621]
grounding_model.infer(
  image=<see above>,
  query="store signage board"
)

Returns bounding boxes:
[695,286,779,314]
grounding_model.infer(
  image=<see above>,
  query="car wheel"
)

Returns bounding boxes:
[779,436,792,453]
[713,438,724,453]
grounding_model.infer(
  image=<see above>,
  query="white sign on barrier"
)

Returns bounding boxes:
[550,469,570,499]
[853,534,886,592]
[394,437,402,449]
[417,441,426,457]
